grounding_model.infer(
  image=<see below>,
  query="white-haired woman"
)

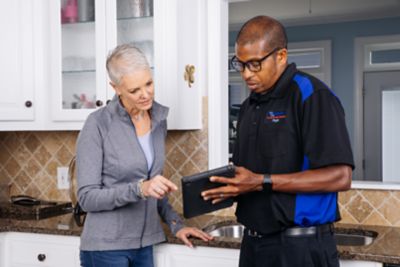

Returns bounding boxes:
[76,44,212,267]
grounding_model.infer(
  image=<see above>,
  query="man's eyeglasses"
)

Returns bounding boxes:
[230,47,282,73]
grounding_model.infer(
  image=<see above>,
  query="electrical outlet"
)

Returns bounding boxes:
[57,167,70,189]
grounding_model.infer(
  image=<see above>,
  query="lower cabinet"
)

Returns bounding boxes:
[154,244,383,267]
[154,244,240,267]
[0,233,5,267]
[340,260,383,267]
[2,232,80,267]
[0,233,385,267]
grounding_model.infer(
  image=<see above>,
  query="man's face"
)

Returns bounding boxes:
[112,69,154,114]
[235,40,285,94]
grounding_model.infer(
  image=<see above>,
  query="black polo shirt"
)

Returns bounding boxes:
[232,63,354,234]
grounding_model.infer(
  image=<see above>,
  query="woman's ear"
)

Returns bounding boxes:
[110,81,121,96]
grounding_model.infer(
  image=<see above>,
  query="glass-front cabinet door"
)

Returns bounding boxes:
[49,0,108,121]
[116,0,154,68]
[104,0,154,99]
[48,0,202,129]
[50,0,154,122]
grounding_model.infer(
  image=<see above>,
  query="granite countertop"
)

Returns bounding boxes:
[0,212,399,264]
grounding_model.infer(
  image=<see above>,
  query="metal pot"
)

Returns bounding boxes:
[117,0,153,19]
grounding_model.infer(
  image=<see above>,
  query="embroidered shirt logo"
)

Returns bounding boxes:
[266,111,287,123]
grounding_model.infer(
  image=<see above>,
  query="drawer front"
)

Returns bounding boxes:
[9,238,79,267]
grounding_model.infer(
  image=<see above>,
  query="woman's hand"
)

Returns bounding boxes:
[176,227,213,248]
[142,175,178,199]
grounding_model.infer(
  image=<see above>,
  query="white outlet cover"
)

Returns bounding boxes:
[57,167,70,189]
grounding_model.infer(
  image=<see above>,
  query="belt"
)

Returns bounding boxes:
[247,224,333,238]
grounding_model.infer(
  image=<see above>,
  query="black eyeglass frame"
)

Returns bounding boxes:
[230,47,283,73]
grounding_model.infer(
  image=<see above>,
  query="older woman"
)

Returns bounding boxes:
[76,44,211,267]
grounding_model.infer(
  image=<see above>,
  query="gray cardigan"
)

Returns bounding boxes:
[76,96,184,251]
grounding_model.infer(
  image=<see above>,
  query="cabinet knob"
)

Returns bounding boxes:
[37,254,46,262]
[25,100,33,108]
[106,99,111,105]
[184,64,195,88]
[95,100,103,107]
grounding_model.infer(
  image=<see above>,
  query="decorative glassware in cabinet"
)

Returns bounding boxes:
[60,0,97,110]
[117,0,154,69]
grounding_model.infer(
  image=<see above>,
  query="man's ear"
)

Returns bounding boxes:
[278,48,288,63]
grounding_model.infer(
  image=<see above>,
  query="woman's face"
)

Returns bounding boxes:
[112,69,154,114]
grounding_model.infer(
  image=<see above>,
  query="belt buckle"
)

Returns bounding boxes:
[285,226,317,236]
[248,229,262,238]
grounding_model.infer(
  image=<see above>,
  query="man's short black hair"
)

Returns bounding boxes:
[236,16,288,52]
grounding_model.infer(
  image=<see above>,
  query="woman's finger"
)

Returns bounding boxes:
[179,233,193,248]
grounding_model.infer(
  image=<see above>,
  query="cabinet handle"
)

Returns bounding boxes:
[25,100,33,108]
[37,254,46,262]
[95,100,103,107]
[184,64,195,88]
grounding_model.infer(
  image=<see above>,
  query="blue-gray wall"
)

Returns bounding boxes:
[229,16,400,146]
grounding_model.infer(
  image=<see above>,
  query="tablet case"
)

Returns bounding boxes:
[181,164,235,218]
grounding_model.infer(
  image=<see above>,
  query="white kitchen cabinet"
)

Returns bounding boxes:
[0,1,37,122]
[0,0,207,131]
[340,260,383,267]
[154,244,385,267]
[154,244,240,267]
[0,233,5,267]
[2,232,80,267]
[48,0,108,124]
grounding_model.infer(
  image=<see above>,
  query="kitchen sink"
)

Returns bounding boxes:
[335,232,375,246]
[204,223,244,239]
[203,222,377,246]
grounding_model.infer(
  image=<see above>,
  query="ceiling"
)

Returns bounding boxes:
[229,0,400,28]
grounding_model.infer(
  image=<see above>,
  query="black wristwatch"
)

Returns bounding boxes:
[262,174,272,191]
[263,174,272,184]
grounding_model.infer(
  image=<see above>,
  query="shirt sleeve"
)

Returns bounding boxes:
[157,197,184,235]
[76,114,143,212]
[302,89,354,170]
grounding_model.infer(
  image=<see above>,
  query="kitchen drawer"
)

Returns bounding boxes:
[5,232,80,267]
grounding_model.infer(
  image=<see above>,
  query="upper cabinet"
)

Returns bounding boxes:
[0,0,205,131]
[0,1,36,122]
[49,0,108,122]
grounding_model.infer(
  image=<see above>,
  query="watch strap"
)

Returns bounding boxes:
[262,174,272,191]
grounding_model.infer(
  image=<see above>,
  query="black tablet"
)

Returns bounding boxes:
[181,164,235,218]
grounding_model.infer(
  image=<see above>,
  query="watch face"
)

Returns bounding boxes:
[263,174,271,184]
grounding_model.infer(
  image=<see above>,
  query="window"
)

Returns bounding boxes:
[287,40,332,87]
[365,42,400,70]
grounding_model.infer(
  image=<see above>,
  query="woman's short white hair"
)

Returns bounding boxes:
[106,43,150,85]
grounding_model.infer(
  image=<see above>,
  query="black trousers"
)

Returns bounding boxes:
[239,226,339,267]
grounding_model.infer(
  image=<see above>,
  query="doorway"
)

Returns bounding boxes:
[363,71,400,182]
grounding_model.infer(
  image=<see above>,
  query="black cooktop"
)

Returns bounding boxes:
[0,201,73,220]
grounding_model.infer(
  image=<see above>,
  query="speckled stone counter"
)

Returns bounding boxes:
[0,213,399,264]
[335,223,400,265]
[0,213,81,236]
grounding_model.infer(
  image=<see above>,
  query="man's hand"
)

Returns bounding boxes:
[176,227,213,248]
[142,175,178,199]
[201,166,264,204]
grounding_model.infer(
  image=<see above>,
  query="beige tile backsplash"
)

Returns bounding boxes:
[0,97,399,227]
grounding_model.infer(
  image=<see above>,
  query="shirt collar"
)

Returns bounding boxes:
[107,94,169,129]
[250,63,297,104]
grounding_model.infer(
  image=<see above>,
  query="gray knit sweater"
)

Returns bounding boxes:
[76,96,184,251]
